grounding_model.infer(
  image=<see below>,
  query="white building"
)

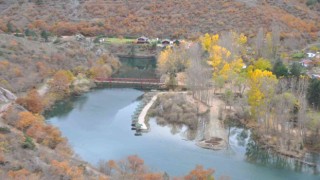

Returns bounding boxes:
[307,52,316,58]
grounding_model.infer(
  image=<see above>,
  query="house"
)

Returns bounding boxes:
[161,39,171,46]
[299,59,314,67]
[307,52,316,58]
[311,74,320,79]
[136,36,149,44]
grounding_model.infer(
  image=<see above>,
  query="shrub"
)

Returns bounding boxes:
[0,127,10,134]
[292,52,305,59]
[22,136,35,150]
[306,0,319,6]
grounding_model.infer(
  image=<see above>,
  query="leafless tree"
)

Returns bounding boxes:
[219,31,241,60]
[271,22,281,59]
[186,44,212,105]
[255,27,264,58]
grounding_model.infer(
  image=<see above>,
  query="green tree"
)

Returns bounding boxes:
[290,62,304,78]
[6,21,14,33]
[22,136,35,150]
[41,30,49,42]
[307,78,320,109]
[272,60,289,78]
[36,0,43,5]
[25,29,37,37]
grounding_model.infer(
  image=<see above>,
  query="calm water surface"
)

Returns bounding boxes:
[47,88,320,180]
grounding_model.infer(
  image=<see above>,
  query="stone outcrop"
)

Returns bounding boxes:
[0,87,16,103]
[0,87,16,114]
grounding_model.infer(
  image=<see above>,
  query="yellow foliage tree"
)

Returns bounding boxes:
[247,68,277,117]
[200,33,219,51]
[157,46,189,75]
[238,33,248,45]
[253,58,272,71]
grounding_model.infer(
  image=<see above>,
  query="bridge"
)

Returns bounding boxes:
[95,78,164,86]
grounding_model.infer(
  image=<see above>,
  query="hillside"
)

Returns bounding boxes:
[0,33,120,94]
[0,0,319,39]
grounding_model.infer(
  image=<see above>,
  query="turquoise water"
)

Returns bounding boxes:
[47,88,320,180]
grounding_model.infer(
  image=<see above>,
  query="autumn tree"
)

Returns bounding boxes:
[199,33,248,97]
[184,165,215,180]
[99,155,164,180]
[253,58,272,71]
[157,46,189,88]
[49,70,74,96]
[17,111,43,131]
[16,88,44,114]
[50,22,78,36]
[88,53,120,79]
[200,33,219,52]
[247,68,277,118]
[51,160,84,180]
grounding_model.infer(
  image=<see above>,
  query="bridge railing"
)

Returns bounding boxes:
[95,77,162,84]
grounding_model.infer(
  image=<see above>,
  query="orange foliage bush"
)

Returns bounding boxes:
[28,20,49,30]
[16,89,44,114]
[17,111,43,131]
[141,173,163,180]
[184,165,215,180]
[8,168,31,179]
[51,160,84,180]
[0,60,10,71]
[41,126,64,149]
[0,20,7,32]
[16,110,64,149]
[36,61,49,77]
[50,22,78,36]
[13,67,22,77]
[50,70,74,95]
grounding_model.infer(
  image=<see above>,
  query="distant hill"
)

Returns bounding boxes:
[0,0,319,39]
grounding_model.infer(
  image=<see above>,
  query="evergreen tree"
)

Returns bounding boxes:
[290,62,304,78]
[41,30,49,42]
[6,21,14,33]
[36,0,43,5]
[307,78,320,109]
[272,60,289,78]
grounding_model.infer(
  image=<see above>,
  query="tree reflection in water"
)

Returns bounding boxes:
[245,140,319,175]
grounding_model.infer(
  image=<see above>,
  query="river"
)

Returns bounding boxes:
[46,88,320,180]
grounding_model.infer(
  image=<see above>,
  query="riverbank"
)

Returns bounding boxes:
[233,110,319,168]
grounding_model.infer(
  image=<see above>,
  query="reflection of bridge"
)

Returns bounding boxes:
[95,78,164,86]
